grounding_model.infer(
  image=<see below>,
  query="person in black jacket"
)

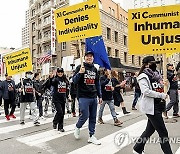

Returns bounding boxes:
[49,68,68,132]
[111,70,130,114]
[131,72,141,110]
[73,51,102,145]
[163,63,179,118]
[98,69,123,126]
[34,72,44,119]
[0,74,16,120]
[19,71,40,125]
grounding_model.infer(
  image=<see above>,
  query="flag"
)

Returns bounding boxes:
[85,36,111,70]
[37,51,52,64]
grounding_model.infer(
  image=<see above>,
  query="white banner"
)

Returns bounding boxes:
[42,63,50,76]
[51,8,56,55]
[61,56,74,71]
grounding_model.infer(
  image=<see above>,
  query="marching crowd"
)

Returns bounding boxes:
[0,51,179,153]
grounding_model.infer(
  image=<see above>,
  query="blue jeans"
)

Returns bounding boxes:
[132,91,141,107]
[76,98,97,136]
[98,100,116,119]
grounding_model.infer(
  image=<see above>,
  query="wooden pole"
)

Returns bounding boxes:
[78,40,83,66]
[162,54,168,93]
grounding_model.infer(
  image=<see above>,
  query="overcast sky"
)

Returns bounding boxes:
[0,0,129,49]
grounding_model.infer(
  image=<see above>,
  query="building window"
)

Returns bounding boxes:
[132,55,134,64]
[120,14,122,20]
[32,22,35,31]
[32,36,35,44]
[107,27,111,40]
[138,56,141,65]
[107,47,111,56]
[109,7,111,14]
[62,42,66,50]
[32,9,35,16]
[124,52,127,63]
[114,31,118,42]
[112,9,115,16]
[115,49,119,57]
[124,35,127,46]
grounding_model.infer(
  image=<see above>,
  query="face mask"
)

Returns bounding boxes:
[27,74,32,79]
[149,63,157,71]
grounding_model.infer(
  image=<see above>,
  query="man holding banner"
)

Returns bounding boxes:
[73,51,102,145]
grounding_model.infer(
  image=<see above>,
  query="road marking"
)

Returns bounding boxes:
[16,112,125,146]
[175,147,180,154]
[68,120,147,154]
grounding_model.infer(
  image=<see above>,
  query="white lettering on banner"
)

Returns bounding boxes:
[51,8,56,55]
[84,70,96,85]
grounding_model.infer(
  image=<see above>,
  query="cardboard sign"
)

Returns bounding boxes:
[128,5,180,55]
[4,48,33,76]
[55,0,102,42]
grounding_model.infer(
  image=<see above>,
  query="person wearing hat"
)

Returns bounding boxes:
[133,56,172,154]
[49,68,68,132]
[73,51,102,145]
[163,63,179,118]
[0,74,16,120]
[19,71,40,126]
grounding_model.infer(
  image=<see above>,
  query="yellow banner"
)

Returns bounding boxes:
[55,0,102,42]
[128,5,180,55]
[4,48,33,76]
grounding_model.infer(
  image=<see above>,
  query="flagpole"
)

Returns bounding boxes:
[78,40,83,66]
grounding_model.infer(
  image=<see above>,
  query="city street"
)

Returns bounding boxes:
[0,93,179,154]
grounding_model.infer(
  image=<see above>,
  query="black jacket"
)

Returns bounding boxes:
[21,78,35,102]
[131,76,141,93]
[50,76,68,103]
[34,79,44,99]
[73,63,102,99]
[100,75,113,101]
[69,76,77,96]
[0,80,16,100]
[167,70,178,90]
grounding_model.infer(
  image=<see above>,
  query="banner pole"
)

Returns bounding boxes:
[20,74,25,95]
[78,40,83,66]
[163,54,167,93]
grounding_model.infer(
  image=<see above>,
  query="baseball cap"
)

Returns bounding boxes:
[85,51,94,56]
[142,56,160,64]
[25,71,33,74]
[57,68,64,73]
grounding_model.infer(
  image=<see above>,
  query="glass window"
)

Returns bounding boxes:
[124,52,127,63]
[132,55,134,64]
[107,27,111,40]
[115,31,118,42]
[115,49,119,57]
[124,35,127,46]
[107,47,111,56]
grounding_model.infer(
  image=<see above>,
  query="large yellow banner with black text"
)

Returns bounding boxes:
[55,0,102,42]
[128,5,180,55]
[4,48,33,76]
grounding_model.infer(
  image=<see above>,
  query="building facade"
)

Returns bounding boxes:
[22,10,30,47]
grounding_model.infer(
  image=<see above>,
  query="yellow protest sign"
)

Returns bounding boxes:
[128,5,180,55]
[4,48,32,76]
[55,0,102,42]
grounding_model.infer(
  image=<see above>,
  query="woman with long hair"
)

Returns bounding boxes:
[133,56,172,154]
[111,70,130,114]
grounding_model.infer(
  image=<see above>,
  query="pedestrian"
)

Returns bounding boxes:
[111,70,130,114]
[133,56,173,154]
[73,51,102,145]
[98,69,123,126]
[0,74,16,120]
[19,71,40,126]
[69,71,77,117]
[131,72,141,110]
[34,72,45,119]
[49,68,68,132]
[163,63,179,118]
[0,79,2,113]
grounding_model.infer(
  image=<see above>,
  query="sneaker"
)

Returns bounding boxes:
[133,149,145,154]
[114,119,123,127]
[132,107,137,110]
[20,121,25,125]
[39,116,46,120]
[74,126,80,139]
[53,123,57,129]
[72,112,76,117]
[9,114,16,119]
[98,118,104,124]
[88,135,101,145]
[58,128,65,132]
[116,112,119,115]
[5,115,10,121]
[34,121,40,126]
[173,114,180,118]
